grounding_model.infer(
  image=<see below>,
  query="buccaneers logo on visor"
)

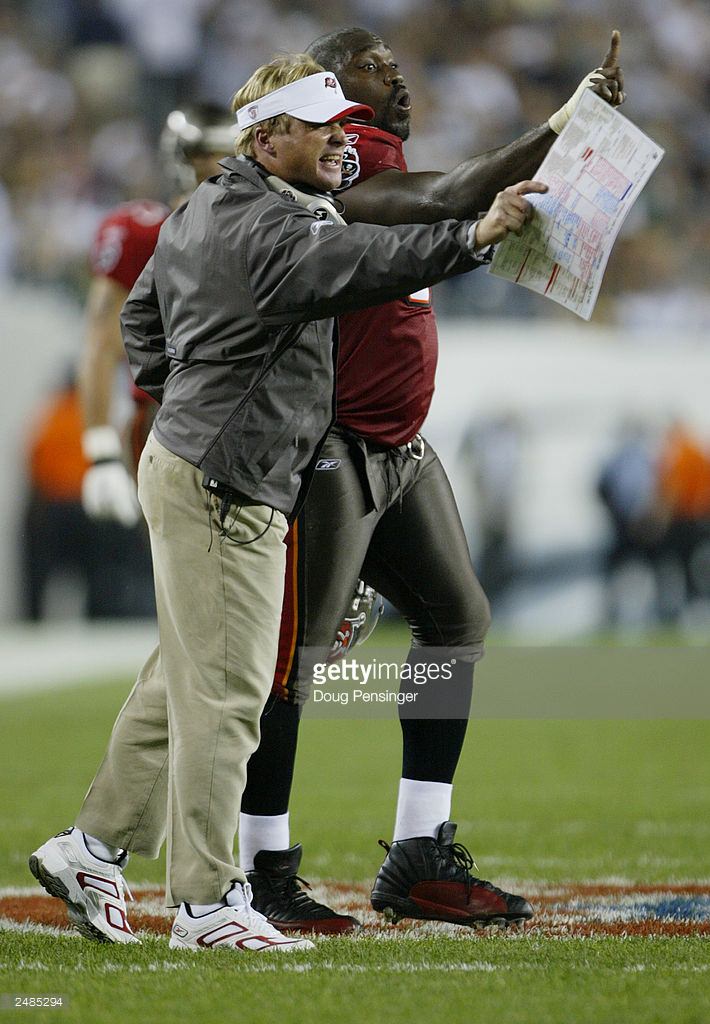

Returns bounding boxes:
[324,76,337,90]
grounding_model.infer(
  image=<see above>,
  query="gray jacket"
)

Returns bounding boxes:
[121,156,481,515]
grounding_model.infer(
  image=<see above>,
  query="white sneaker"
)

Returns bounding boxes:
[169,882,314,952]
[29,828,138,944]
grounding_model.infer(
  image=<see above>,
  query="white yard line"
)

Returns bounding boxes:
[0,918,80,939]
[0,622,158,696]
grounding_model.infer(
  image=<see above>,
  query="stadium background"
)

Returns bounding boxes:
[0,3,709,1022]
[1,0,710,632]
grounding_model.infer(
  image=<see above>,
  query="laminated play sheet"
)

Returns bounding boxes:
[489,90,664,319]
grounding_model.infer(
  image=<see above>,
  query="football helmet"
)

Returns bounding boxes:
[160,103,236,192]
[328,580,384,662]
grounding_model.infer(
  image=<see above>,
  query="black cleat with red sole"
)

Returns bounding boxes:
[248,844,360,935]
[371,821,533,929]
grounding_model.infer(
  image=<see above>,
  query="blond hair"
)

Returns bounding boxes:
[231,54,325,157]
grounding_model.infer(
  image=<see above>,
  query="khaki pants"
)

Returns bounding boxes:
[76,433,288,905]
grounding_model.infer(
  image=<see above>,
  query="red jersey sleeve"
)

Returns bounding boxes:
[89,200,170,292]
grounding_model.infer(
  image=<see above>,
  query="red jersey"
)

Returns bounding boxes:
[90,200,169,291]
[90,200,169,404]
[337,124,438,447]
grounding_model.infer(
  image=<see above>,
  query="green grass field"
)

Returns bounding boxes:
[1,626,708,1024]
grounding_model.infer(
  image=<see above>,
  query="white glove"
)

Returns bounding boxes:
[81,426,141,527]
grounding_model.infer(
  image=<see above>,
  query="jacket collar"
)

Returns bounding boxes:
[218,155,266,185]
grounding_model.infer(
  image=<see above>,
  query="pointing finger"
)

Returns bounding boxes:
[602,29,621,69]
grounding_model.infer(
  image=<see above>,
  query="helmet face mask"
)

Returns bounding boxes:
[160,105,237,194]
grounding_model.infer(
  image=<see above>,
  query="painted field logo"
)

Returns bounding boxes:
[2,882,709,939]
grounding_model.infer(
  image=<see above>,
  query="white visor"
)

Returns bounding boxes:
[236,71,374,130]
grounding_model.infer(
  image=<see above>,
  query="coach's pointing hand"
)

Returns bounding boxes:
[472,181,548,249]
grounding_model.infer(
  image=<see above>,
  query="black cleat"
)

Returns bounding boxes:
[247,844,360,935]
[371,821,533,928]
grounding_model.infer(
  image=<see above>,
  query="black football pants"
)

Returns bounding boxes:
[241,427,491,816]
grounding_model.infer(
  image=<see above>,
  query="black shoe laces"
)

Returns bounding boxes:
[380,836,502,899]
[267,872,323,911]
[446,841,503,898]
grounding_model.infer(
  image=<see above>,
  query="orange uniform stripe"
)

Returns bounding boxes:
[272,519,300,696]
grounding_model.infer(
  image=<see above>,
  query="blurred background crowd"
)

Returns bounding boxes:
[458,410,710,633]
[2,0,710,636]
[2,0,710,325]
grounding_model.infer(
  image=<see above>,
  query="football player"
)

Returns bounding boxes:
[239,28,624,933]
[79,105,237,527]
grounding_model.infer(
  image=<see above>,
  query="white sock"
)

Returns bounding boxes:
[393,778,453,842]
[225,883,248,909]
[82,831,121,863]
[186,900,224,916]
[238,812,290,872]
[186,883,252,917]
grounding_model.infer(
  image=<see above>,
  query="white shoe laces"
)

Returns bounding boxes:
[229,882,288,939]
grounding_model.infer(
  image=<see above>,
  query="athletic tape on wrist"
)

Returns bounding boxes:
[548,69,605,135]
[82,425,123,463]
